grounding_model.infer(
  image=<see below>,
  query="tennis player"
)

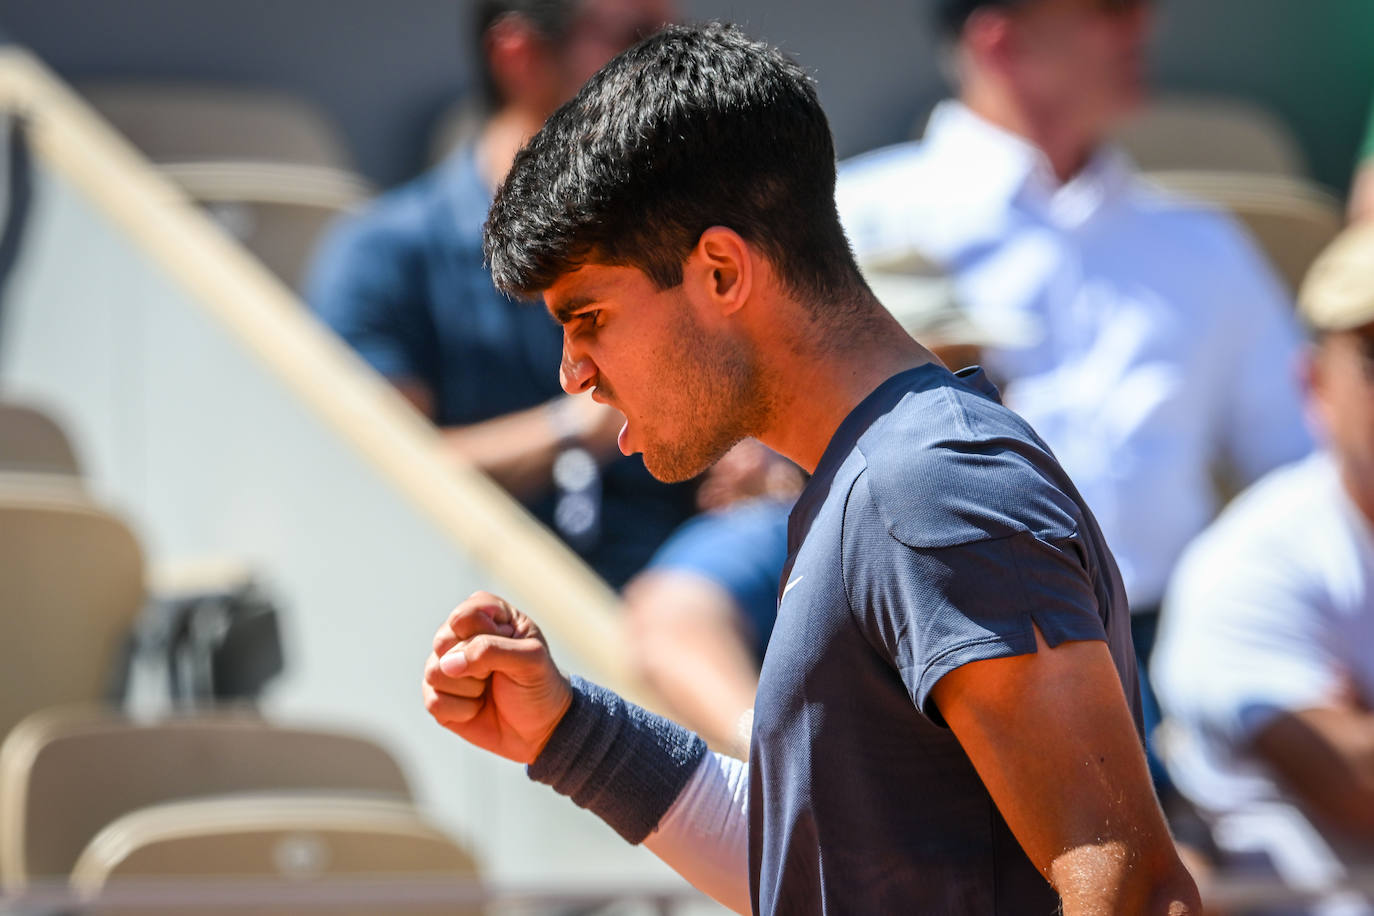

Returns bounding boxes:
[422,22,1199,915]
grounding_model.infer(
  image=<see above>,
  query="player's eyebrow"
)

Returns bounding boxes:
[549,295,598,326]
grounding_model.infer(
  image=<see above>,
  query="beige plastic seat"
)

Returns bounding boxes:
[70,795,480,916]
[0,482,144,750]
[1147,171,1344,294]
[81,83,354,170]
[0,403,81,477]
[161,161,372,291]
[0,708,413,890]
[1115,95,1306,176]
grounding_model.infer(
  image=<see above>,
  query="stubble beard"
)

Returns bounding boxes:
[640,316,772,484]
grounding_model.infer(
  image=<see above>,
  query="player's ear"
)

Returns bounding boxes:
[690,226,753,317]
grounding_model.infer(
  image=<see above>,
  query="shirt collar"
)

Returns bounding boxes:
[922,100,1134,228]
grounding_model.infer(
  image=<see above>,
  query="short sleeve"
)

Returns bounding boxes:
[304,206,436,386]
[842,474,1108,721]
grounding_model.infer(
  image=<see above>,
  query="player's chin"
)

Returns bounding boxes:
[641,437,731,484]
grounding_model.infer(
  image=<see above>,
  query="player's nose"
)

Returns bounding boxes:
[560,338,596,395]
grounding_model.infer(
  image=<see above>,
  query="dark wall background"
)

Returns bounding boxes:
[1,0,1370,194]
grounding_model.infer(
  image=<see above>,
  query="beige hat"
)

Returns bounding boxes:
[860,249,1039,350]
[1298,221,1374,333]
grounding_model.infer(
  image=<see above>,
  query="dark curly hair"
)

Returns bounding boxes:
[483,22,865,310]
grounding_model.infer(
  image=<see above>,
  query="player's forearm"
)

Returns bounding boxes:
[645,752,752,914]
[1053,844,1200,916]
[527,676,709,843]
[527,680,751,911]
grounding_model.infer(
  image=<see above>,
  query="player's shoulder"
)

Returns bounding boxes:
[852,367,1084,550]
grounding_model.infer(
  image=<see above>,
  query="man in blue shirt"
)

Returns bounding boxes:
[307,0,690,588]
[420,22,1200,914]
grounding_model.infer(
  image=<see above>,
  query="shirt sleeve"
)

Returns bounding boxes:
[644,751,751,915]
[304,208,436,387]
[842,474,1109,722]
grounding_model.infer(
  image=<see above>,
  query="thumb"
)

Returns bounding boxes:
[440,634,549,683]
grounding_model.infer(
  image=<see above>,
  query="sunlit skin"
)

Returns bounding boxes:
[547,263,768,482]
[542,228,931,480]
[423,226,1200,913]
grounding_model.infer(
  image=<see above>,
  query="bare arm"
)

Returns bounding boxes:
[931,626,1200,915]
[624,571,759,758]
[1252,701,1374,837]
[398,378,623,502]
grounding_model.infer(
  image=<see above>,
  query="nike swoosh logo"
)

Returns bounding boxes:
[783,575,804,597]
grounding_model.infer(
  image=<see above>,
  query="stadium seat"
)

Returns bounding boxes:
[1147,171,1344,295]
[69,794,481,915]
[0,709,413,890]
[0,402,81,477]
[77,85,373,290]
[161,161,372,291]
[0,480,144,748]
[1115,95,1307,176]
[80,83,355,170]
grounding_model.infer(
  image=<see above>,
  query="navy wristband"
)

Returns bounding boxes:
[527,675,708,844]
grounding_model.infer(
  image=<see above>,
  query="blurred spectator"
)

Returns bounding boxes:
[1349,93,1374,224]
[625,440,802,758]
[837,0,1313,776]
[306,0,693,589]
[625,259,1015,758]
[1154,223,1374,916]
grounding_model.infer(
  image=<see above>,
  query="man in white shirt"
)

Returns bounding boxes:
[1153,223,1374,915]
[836,0,1313,764]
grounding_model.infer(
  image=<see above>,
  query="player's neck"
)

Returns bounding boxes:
[757,306,936,474]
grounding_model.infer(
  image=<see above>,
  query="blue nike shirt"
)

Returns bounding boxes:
[750,363,1141,914]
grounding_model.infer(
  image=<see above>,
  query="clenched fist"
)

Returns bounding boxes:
[422,591,574,764]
